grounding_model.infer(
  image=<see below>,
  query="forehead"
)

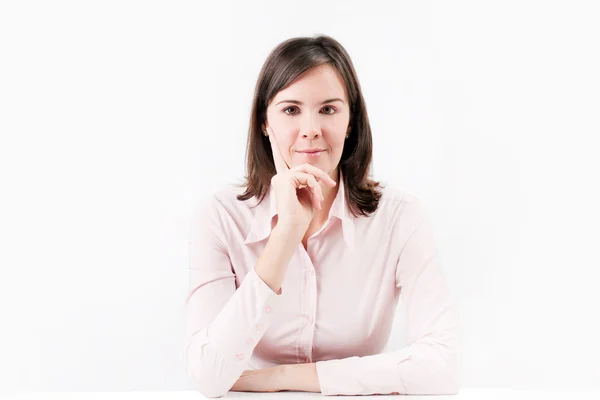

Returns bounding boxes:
[273,64,347,102]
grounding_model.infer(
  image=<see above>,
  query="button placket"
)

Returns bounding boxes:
[301,244,317,363]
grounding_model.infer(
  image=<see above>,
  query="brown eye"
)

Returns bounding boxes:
[283,106,298,115]
[322,106,336,115]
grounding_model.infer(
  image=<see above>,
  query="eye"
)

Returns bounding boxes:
[283,106,299,115]
[321,105,336,115]
[282,106,337,115]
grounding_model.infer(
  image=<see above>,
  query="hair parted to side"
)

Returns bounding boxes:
[236,34,384,218]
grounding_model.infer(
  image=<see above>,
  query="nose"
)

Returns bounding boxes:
[299,114,322,139]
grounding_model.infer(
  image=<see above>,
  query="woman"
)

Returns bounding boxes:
[184,35,461,397]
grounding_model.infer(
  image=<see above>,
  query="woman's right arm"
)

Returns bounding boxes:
[184,194,302,398]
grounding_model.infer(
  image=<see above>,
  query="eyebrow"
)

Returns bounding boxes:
[275,98,345,106]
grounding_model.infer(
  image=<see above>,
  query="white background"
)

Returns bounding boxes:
[1,0,599,392]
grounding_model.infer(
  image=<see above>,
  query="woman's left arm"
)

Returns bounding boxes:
[314,198,462,396]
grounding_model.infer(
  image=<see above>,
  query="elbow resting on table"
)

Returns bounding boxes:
[184,343,238,398]
[400,340,461,395]
[430,349,461,395]
[433,368,460,395]
[185,360,233,398]
[405,361,460,395]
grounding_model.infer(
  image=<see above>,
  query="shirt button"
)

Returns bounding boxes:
[256,323,263,331]
[307,316,314,324]
[246,338,253,344]
[265,305,272,313]
[236,353,245,360]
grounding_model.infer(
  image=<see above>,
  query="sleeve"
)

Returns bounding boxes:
[314,198,462,396]
[183,193,286,398]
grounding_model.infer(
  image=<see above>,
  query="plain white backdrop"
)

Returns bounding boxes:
[1,0,599,392]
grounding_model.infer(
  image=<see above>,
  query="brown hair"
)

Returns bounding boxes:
[236,34,384,218]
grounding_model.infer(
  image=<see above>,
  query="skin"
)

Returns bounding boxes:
[263,63,351,231]
[230,363,321,393]
[267,127,337,227]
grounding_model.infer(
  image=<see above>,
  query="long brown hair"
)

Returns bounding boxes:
[236,34,384,218]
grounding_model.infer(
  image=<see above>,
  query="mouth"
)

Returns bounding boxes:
[296,150,325,157]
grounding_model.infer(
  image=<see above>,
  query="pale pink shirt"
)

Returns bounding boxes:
[184,170,461,397]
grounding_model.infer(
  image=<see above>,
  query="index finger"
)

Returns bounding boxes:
[266,126,290,172]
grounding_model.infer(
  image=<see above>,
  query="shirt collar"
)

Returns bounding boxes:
[244,168,355,253]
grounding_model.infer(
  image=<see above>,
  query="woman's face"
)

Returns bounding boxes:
[264,64,351,176]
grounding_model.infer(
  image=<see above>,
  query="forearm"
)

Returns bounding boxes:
[231,363,321,394]
[279,363,321,393]
[254,223,303,294]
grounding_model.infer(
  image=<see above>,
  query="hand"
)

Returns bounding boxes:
[266,126,337,232]
[230,366,284,393]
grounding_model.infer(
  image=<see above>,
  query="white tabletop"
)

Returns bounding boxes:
[1,390,600,400]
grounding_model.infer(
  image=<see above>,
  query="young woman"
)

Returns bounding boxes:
[184,34,461,397]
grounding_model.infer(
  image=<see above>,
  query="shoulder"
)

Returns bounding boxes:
[212,182,251,205]
[376,180,425,215]
[369,180,432,234]
[191,181,257,223]
[369,182,436,253]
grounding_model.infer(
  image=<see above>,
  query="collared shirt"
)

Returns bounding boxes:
[184,169,461,397]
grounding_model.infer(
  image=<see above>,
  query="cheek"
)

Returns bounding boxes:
[330,134,347,150]
[280,138,297,159]
[266,109,285,133]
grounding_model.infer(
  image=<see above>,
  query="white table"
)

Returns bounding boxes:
[1,390,600,400]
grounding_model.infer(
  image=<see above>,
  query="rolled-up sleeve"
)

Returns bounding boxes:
[183,194,284,398]
[315,198,462,396]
